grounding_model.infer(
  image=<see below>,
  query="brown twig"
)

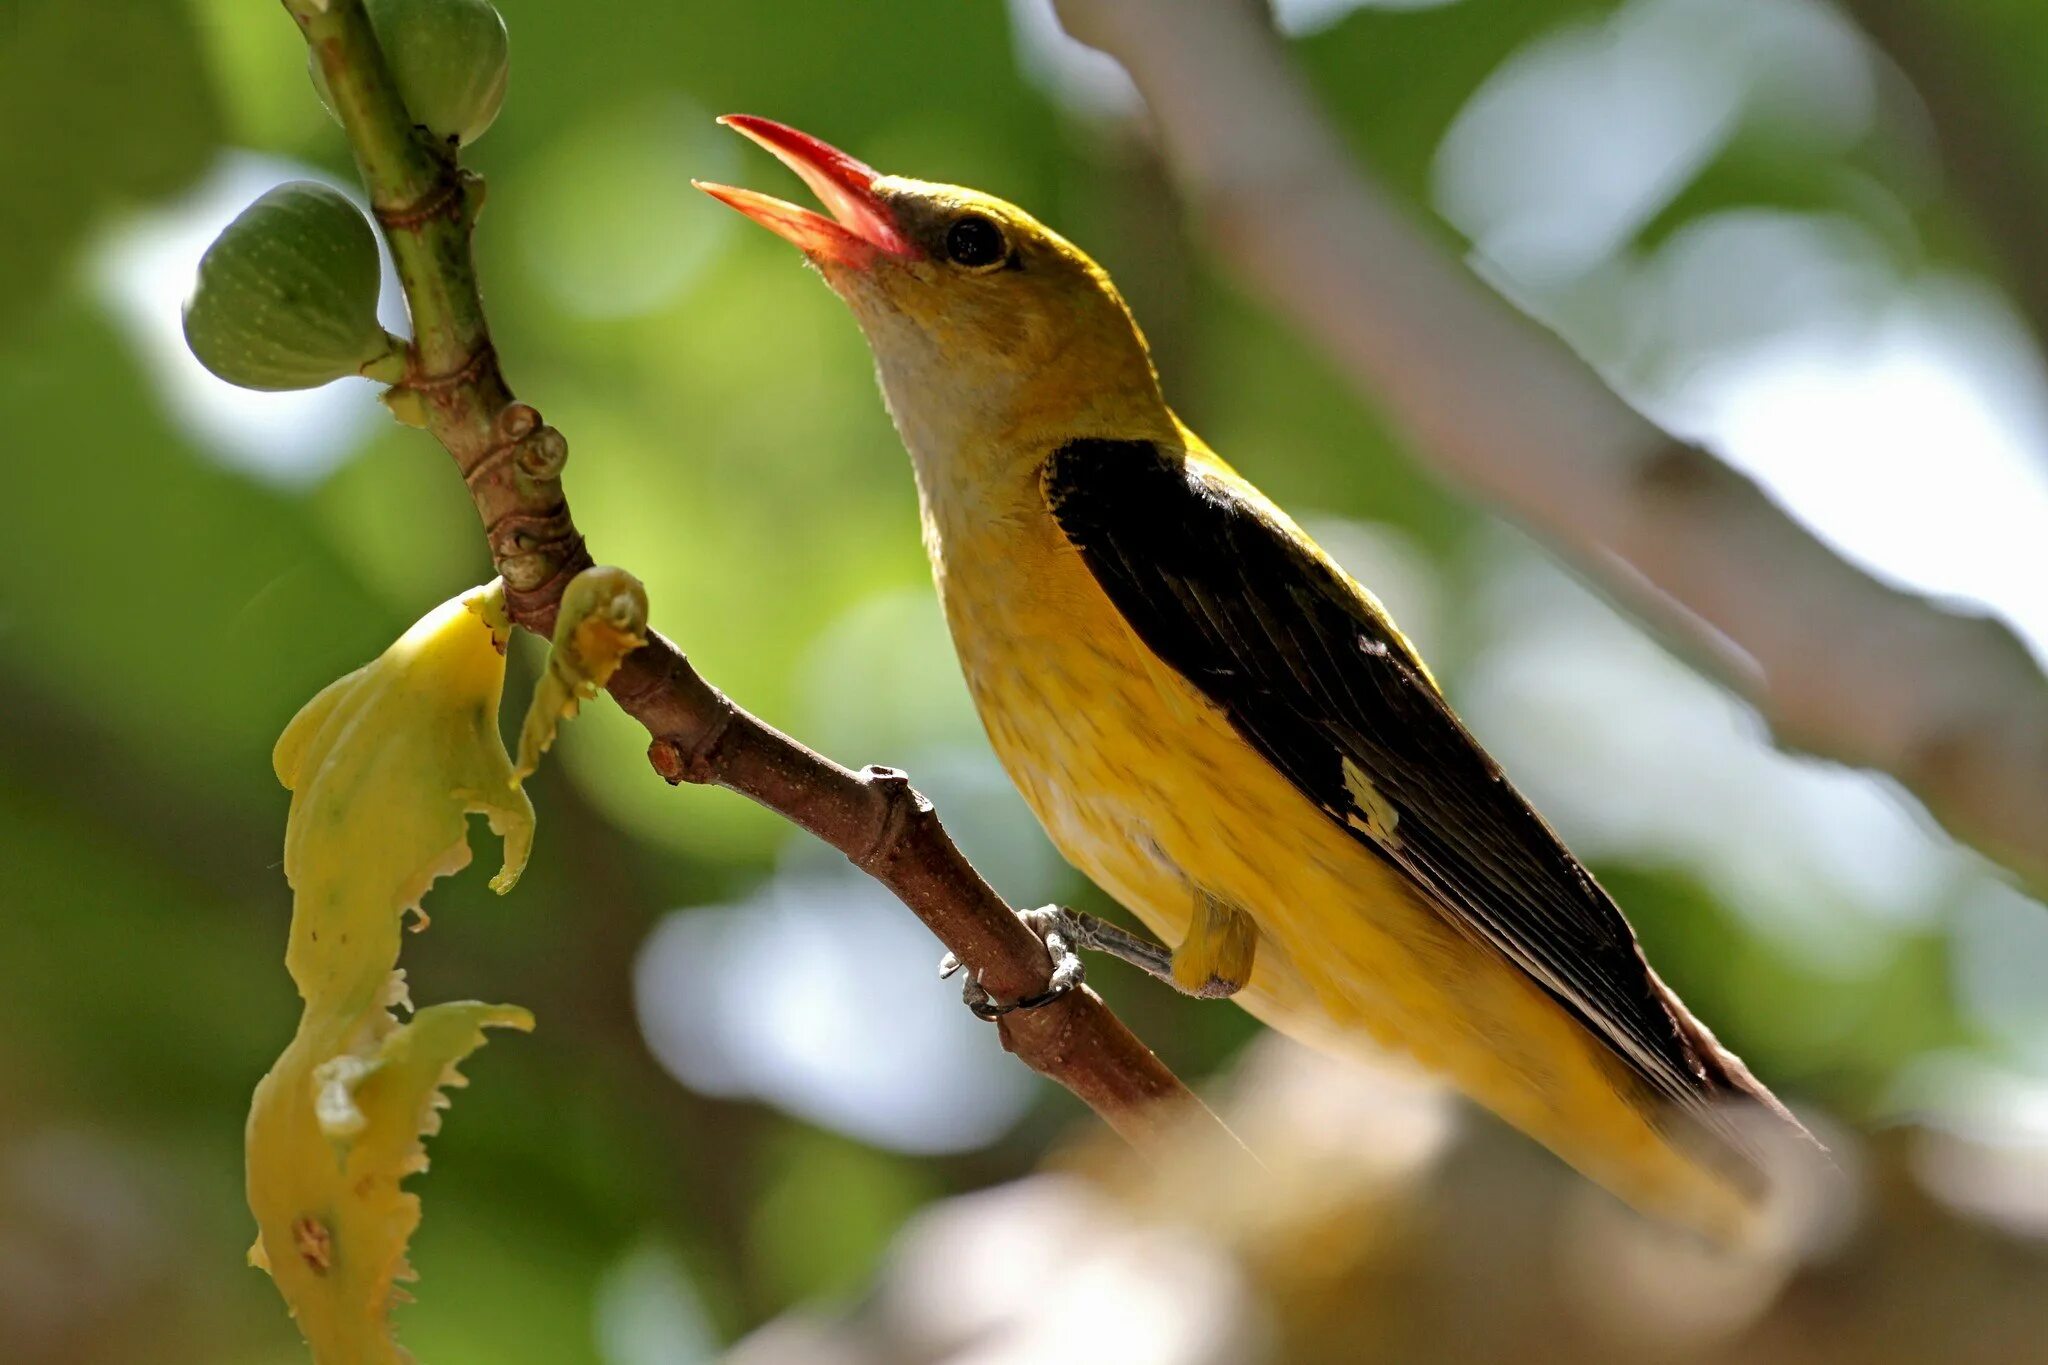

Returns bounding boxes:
[1053,0,2048,896]
[282,0,1222,1151]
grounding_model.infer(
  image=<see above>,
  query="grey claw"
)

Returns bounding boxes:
[948,904,1087,1021]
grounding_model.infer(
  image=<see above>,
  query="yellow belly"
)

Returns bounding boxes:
[932,502,1755,1239]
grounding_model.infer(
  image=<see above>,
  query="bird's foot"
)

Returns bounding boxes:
[938,904,1086,1021]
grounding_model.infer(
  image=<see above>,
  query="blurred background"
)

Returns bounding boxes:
[5,0,2048,1361]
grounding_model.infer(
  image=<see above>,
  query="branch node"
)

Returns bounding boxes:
[495,401,542,441]
[374,168,467,231]
[647,738,688,784]
[462,404,570,496]
[646,701,736,787]
[502,533,592,619]
[486,509,580,591]
[406,341,496,396]
[516,426,569,480]
[852,765,926,874]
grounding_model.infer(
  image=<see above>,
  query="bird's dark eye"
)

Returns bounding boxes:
[944,215,1007,269]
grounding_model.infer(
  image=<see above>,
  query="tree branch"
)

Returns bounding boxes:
[1053,0,2048,894]
[281,0,1223,1151]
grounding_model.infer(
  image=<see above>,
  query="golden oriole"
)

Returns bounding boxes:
[699,116,1815,1242]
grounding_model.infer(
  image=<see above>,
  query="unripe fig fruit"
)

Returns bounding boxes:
[183,182,393,392]
[312,0,510,147]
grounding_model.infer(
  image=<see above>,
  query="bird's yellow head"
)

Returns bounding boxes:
[697,116,1175,493]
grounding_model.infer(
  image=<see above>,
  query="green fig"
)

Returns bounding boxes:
[312,0,510,148]
[183,182,395,392]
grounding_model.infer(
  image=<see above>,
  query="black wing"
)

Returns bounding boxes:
[1045,437,1763,1130]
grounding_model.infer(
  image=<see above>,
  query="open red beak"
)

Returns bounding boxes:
[695,116,920,268]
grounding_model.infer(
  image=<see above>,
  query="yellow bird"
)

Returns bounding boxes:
[700,116,1816,1242]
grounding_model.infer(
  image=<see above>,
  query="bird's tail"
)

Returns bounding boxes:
[1626,978,1829,1248]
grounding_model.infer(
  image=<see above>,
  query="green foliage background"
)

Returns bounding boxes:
[3,1,2046,1360]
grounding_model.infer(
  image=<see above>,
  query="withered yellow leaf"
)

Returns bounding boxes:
[250,581,535,1365]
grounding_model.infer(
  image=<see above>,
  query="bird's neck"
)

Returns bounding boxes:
[870,337,1176,549]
